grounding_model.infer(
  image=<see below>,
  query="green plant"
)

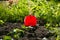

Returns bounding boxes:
[21,25,30,31]
[0,20,4,25]
[13,29,24,39]
[30,0,60,27]
[0,0,29,23]
[3,36,12,40]
[7,28,24,39]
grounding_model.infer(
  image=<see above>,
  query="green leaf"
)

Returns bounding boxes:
[3,36,12,40]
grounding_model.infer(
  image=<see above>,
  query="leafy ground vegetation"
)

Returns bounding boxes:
[0,0,60,40]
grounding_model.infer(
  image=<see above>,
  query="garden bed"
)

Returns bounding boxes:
[0,0,60,40]
[0,22,56,40]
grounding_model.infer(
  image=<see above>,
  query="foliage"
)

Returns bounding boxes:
[0,0,29,23]
[31,0,60,27]
[21,25,30,31]
[6,25,30,39]
[7,28,24,39]
[0,20,4,25]
[48,27,60,40]
[3,36,12,40]
[0,0,60,26]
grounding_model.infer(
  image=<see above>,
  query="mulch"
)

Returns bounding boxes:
[0,22,56,40]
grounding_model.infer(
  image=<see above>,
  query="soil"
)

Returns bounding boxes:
[0,22,56,40]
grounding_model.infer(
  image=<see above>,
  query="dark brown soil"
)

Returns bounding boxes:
[0,22,56,40]
[0,22,21,38]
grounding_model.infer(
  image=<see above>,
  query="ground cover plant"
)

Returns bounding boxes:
[0,0,60,40]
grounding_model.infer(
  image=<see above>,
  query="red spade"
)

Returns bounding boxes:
[24,15,37,27]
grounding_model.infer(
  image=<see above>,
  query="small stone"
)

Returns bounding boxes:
[42,37,48,40]
[0,39,2,40]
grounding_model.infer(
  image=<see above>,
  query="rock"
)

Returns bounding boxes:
[42,37,48,40]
